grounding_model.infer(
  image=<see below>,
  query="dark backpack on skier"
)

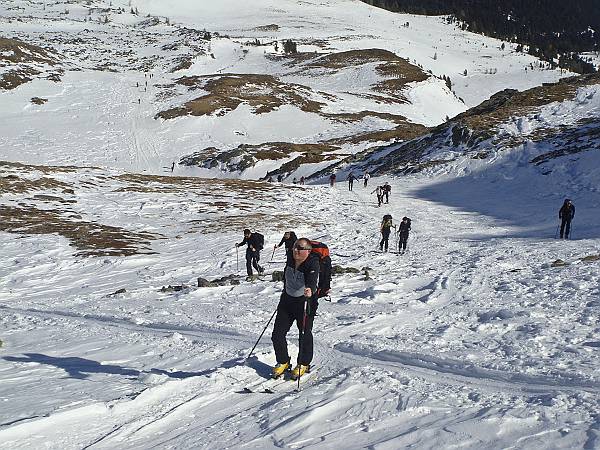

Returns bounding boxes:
[382,214,393,230]
[308,240,332,298]
[254,232,265,251]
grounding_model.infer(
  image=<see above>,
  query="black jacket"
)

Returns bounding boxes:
[238,233,263,251]
[559,203,575,220]
[278,232,297,252]
[398,221,411,235]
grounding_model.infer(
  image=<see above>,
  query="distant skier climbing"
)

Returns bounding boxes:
[347,173,356,191]
[558,199,575,239]
[397,217,411,253]
[329,173,336,187]
[371,185,383,207]
[382,182,391,204]
[363,170,370,187]
[236,229,265,278]
[379,214,395,252]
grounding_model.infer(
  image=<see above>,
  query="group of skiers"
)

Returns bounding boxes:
[237,184,576,381]
[238,229,328,380]
[379,215,412,253]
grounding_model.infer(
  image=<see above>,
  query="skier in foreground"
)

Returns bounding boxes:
[271,238,319,380]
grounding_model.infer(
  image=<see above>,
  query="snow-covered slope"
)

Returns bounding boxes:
[1,157,600,449]
[2,1,600,448]
[0,0,571,179]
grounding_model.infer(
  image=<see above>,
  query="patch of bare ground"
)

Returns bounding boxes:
[253,24,279,32]
[458,73,600,131]
[156,74,324,119]
[180,142,339,173]
[31,97,48,105]
[0,174,73,195]
[187,212,316,234]
[0,37,58,65]
[113,173,276,197]
[0,160,83,175]
[0,37,61,89]
[0,205,157,257]
[328,121,427,145]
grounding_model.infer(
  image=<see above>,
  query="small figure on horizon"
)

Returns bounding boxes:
[171,162,175,172]
[363,170,370,187]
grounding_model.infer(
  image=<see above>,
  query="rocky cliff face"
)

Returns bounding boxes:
[363,73,600,175]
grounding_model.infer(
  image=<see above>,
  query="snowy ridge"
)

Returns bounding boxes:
[0,0,571,179]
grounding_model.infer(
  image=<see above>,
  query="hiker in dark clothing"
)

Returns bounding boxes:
[382,182,391,204]
[379,214,395,251]
[329,173,336,187]
[277,174,284,183]
[271,238,319,380]
[347,173,356,191]
[398,217,411,253]
[274,231,297,259]
[236,229,264,277]
[371,186,383,207]
[559,199,575,239]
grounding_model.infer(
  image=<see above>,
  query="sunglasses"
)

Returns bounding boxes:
[293,246,311,251]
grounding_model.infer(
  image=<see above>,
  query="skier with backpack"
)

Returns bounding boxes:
[558,199,575,239]
[274,231,297,259]
[397,217,411,253]
[379,214,395,252]
[236,228,265,278]
[271,238,331,380]
[382,182,391,204]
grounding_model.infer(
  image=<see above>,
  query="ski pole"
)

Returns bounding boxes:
[271,246,276,262]
[245,307,278,362]
[236,246,239,273]
[297,297,309,391]
[554,223,560,239]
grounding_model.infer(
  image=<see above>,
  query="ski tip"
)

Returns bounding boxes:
[263,388,275,394]
[241,387,253,393]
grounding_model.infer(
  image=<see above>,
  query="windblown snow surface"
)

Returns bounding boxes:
[2,1,600,449]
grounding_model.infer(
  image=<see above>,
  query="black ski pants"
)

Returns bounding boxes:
[399,232,409,251]
[560,219,572,239]
[380,229,391,251]
[271,293,315,366]
[246,248,262,276]
[348,180,353,191]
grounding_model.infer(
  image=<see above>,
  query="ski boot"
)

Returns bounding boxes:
[271,361,291,379]
[290,364,310,380]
